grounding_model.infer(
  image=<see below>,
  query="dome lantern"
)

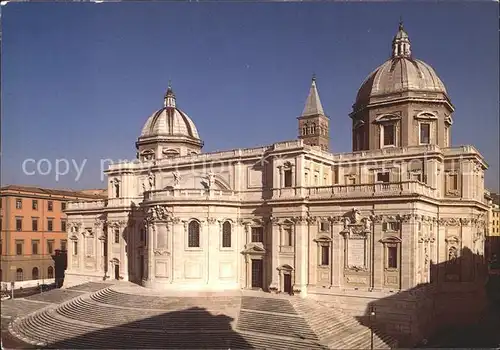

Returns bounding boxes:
[392,20,411,58]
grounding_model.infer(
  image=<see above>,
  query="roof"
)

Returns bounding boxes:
[492,192,500,206]
[0,185,107,200]
[301,77,325,117]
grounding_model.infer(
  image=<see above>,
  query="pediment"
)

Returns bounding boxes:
[445,235,461,245]
[314,234,332,243]
[242,243,266,255]
[380,235,402,244]
[374,114,401,123]
[353,119,365,129]
[415,111,438,120]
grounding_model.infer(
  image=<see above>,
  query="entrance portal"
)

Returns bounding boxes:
[114,264,120,280]
[283,273,292,294]
[251,259,263,289]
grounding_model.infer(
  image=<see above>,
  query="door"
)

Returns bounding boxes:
[283,273,292,294]
[251,259,263,289]
[114,264,120,280]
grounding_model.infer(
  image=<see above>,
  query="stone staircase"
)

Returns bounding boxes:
[8,287,323,349]
[8,282,397,349]
[291,298,398,349]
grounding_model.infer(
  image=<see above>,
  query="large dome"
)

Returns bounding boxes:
[354,22,448,107]
[140,87,200,140]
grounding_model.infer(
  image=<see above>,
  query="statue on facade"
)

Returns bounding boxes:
[363,217,371,231]
[206,171,216,189]
[148,171,155,190]
[153,205,170,221]
[448,247,458,262]
[351,208,361,224]
[173,170,181,187]
[343,216,351,230]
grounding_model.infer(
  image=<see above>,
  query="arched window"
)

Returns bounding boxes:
[188,221,200,248]
[16,268,23,281]
[222,221,231,248]
[47,266,54,279]
[32,267,39,280]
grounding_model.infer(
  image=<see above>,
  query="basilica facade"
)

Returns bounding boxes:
[65,23,489,344]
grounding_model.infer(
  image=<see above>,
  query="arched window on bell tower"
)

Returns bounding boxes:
[297,75,330,151]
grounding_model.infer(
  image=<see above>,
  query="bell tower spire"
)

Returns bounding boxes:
[297,75,330,151]
[392,19,411,58]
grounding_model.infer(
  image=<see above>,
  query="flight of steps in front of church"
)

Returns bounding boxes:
[291,298,398,349]
[8,282,396,349]
[8,286,322,349]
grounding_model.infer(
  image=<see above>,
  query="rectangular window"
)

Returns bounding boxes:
[32,200,38,210]
[61,202,66,211]
[32,240,39,255]
[32,218,38,231]
[16,198,22,209]
[387,246,398,269]
[16,218,22,231]
[321,245,330,266]
[73,241,78,256]
[376,172,390,183]
[114,229,120,244]
[320,222,329,232]
[383,124,395,146]
[61,239,67,251]
[411,172,422,182]
[47,219,53,232]
[283,227,293,246]
[47,240,54,254]
[420,123,430,144]
[61,220,67,232]
[16,241,23,255]
[284,169,293,188]
[251,227,264,243]
[48,201,53,211]
[383,221,400,231]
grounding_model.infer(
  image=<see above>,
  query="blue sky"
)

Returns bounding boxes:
[2,2,499,191]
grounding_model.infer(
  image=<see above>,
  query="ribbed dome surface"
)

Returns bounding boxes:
[355,57,447,104]
[140,107,200,139]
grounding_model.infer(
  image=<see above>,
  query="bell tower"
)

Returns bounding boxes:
[297,75,330,151]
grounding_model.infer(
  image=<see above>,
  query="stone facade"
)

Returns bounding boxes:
[64,23,490,346]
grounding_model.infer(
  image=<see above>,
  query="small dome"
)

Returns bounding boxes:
[140,107,200,139]
[355,57,447,104]
[139,85,200,140]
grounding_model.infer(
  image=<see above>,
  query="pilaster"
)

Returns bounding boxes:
[400,214,416,289]
[372,215,384,290]
[269,216,280,291]
[293,216,310,296]
[330,216,343,288]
